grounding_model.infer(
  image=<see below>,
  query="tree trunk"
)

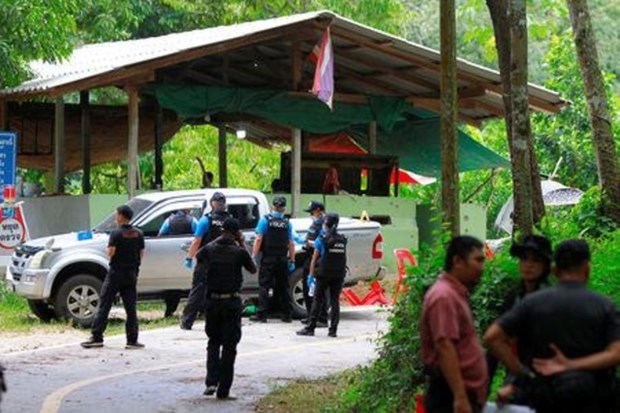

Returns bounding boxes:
[487,0,538,235]
[440,0,460,236]
[567,0,620,223]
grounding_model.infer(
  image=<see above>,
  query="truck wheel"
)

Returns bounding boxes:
[54,274,102,328]
[27,300,57,322]
[288,268,308,319]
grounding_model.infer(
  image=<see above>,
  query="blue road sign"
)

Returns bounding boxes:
[0,133,17,190]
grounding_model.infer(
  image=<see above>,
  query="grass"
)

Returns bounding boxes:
[256,372,354,413]
[0,283,180,334]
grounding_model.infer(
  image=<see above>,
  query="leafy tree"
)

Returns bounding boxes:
[0,0,78,87]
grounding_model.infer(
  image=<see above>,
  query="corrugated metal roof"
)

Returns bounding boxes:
[0,10,564,113]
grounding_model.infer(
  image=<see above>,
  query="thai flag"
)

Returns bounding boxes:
[311,28,334,110]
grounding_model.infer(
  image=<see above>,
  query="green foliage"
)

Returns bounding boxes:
[0,0,78,87]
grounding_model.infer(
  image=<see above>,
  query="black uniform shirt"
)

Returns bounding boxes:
[108,224,145,271]
[196,236,256,294]
[499,281,620,366]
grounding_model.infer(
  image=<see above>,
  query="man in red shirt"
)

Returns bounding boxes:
[420,236,487,413]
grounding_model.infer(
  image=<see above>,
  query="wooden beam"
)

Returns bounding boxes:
[336,65,404,95]
[80,91,91,194]
[127,87,140,197]
[0,100,7,130]
[291,41,302,91]
[291,128,302,218]
[53,97,66,193]
[218,125,228,188]
[154,100,164,189]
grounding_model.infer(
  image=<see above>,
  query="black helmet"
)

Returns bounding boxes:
[272,196,287,208]
[510,235,552,262]
[324,212,340,229]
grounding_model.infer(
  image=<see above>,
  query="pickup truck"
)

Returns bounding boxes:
[5,188,384,327]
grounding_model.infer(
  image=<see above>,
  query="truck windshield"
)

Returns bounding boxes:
[92,198,153,232]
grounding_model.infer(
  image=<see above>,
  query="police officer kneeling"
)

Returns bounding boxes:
[198,217,257,399]
[297,213,347,338]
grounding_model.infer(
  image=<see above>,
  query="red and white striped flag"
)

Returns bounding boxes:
[311,28,334,110]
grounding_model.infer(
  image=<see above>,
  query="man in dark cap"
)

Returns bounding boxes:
[297,213,347,338]
[82,205,145,349]
[250,196,296,323]
[300,201,328,326]
[181,191,230,330]
[485,239,620,413]
[197,217,257,399]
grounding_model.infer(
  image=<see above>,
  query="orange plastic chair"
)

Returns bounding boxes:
[393,248,417,303]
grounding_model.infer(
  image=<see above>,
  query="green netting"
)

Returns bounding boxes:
[348,119,510,177]
[151,84,510,176]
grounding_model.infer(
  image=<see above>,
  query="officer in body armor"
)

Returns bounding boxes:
[300,201,328,327]
[250,196,295,323]
[297,213,347,338]
[198,218,257,399]
[181,192,230,330]
[158,210,198,317]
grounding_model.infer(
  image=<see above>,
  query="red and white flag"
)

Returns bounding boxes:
[311,28,334,110]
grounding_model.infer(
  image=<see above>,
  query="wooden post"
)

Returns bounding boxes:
[80,91,92,194]
[54,97,66,193]
[440,0,460,235]
[154,102,164,190]
[0,100,8,130]
[127,87,140,198]
[218,125,228,188]
[291,128,302,218]
[291,41,303,217]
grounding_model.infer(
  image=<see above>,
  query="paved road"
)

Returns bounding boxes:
[1,307,388,413]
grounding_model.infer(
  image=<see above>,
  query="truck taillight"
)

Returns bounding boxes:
[372,233,384,259]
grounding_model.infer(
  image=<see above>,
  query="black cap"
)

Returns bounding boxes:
[223,217,240,232]
[211,192,226,202]
[304,201,325,213]
[272,196,286,208]
[509,235,552,261]
[324,212,340,228]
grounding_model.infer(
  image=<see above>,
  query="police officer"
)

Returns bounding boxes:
[250,196,295,323]
[297,213,347,338]
[158,209,198,317]
[300,201,328,327]
[82,205,145,349]
[181,192,230,330]
[157,209,198,237]
[198,217,257,399]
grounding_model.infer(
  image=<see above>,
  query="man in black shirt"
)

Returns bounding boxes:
[485,239,620,412]
[198,218,257,399]
[82,205,145,349]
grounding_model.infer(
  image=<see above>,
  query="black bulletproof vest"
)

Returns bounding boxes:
[204,239,243,293]
[168,213,193,235]
[318,232,347,278]
[200,210,230,248]
[261,214,289,257]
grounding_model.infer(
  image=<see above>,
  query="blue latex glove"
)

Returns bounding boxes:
[288,261,296,272]
[307,274,315,287]
[184,257,193,269]
[294,235,306,245]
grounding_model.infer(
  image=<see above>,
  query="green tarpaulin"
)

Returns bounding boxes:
[151,85,510,177]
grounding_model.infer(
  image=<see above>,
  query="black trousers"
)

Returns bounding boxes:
[257,257,292,319]
[302,252,327,322]
[92,268,138,343]
[181,269,205,327]
[307,276,343,333]
[424,374,482,413]
[205,297,242,398]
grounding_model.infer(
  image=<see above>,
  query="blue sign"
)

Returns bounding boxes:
[0,133,17,190]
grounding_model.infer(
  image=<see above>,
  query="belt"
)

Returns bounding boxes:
[208,292,240,299]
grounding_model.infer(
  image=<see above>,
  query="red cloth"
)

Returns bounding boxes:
[420,273,488,404]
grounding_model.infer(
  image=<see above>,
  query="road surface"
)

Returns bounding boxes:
[1,306,388,413]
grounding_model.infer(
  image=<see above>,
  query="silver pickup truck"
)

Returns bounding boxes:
[6,189,384,327]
